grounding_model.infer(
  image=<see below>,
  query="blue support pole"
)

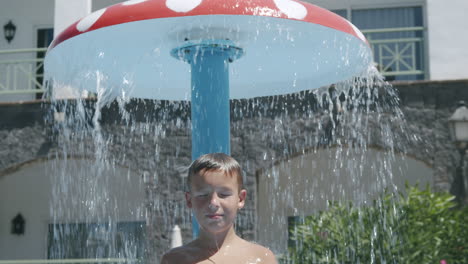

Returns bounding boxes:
[171,40,243,238]
[190,50,231,159]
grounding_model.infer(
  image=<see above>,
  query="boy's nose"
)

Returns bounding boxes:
[208,193,220,208]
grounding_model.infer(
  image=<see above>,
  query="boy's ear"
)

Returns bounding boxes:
[185,192,192,208]
[238,189,247,209]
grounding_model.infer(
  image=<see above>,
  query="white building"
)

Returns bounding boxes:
[0,0,466,260]
[314,0,468,82]
[1,0,467,103]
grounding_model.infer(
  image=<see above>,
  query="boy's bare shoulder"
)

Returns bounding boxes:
[160,245,199,264]
[240,240,278,263]
[160,247,182,264]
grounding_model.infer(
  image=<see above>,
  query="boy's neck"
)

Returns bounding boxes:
[197,226,239,250]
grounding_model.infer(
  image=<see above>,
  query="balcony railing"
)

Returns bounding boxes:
[0,48,47,97]
[0,27,427,100]
[362,26,426,80]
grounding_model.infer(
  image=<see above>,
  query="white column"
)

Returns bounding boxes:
[427,0,468,80]
[54,0,92,37]
[171,225,183,248]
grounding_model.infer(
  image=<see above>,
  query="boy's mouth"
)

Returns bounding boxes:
[206,214,223,219]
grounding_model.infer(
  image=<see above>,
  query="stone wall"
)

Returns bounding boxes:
[396,79,468,192]
[1,79,467,260]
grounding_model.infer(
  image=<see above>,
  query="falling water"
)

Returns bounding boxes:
[42,3,415,263]
[44,62,413,264]
[45,73,196,261]
[240,66,414,262]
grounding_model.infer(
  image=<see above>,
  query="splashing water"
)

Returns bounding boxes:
[42,2,414,262]
[248,67,414,262]
[44,60,414,263]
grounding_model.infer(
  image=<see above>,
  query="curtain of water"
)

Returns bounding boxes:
[45,66,413,263]
[46,70,197,263]
[47,73,145,261]
[41,5,407,263]
[44,51,413,264]
[231,67,414,262]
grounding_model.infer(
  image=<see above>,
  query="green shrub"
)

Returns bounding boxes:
[286,185,468,263]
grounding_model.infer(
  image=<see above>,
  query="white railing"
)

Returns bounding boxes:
[0,259,138,264]
[362,26,426,79]
[0,27,426,97]
[0,47,47,96]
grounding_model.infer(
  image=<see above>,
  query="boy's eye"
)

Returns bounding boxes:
[218,193,232,198]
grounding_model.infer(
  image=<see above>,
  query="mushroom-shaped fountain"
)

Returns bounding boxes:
[44,0,372,237]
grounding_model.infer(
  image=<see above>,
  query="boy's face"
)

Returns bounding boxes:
[185,169,246,234]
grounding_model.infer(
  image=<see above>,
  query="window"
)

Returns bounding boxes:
[287,216,304,249]
[330,9,347,19]
[332,6,426,81]
[35,28,53,99]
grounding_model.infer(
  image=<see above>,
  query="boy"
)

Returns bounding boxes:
[161,153,278,264]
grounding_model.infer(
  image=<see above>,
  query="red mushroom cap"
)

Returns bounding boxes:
[50,0,367,50]
[45,0,372,100]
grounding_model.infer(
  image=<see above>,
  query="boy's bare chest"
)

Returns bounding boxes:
[194,251,265,264]
[195,255,263,264]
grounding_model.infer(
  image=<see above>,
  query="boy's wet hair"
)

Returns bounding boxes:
[187,153,243,191]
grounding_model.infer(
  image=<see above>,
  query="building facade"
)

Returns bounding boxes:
[1,0,468,102]
[1,0,467,262]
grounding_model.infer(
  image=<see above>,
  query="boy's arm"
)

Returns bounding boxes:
[160,251,181,264]
[160,253,170,264]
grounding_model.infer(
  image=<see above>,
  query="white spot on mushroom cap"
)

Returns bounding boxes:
[76,8,107,32]
[273,0,307,20]
[122,0,149,6]
[166,0,202,13]
[347,20,367,42]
